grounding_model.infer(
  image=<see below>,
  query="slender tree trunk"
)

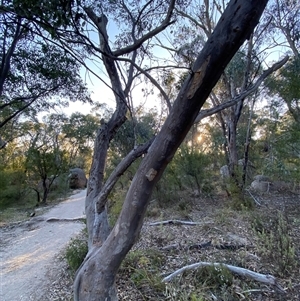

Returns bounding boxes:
[41,188,49,204]
[227,119,239,176]
[82,11,128,249]
[40,178,50,204]
[242,96,256,186]
[85,126,111,248]
[33,188,41,204]
[74,1,269,300]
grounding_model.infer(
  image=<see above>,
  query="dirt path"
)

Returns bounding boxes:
[0,189,86,301]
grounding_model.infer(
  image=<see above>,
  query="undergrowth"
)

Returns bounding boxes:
[65,229,88,274]
[120,249,166,294]
[252,211,297,276]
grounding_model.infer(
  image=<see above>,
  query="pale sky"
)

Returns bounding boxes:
[60,5,292,119]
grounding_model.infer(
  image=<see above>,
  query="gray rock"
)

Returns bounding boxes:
[68,168,87,189]
[251,180,270,192]
[220,165,230,178]
[253,175,270,182]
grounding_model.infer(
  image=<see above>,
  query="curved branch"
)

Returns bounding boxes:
[112,0,176,57]
[162,261,285,293]
[0,83,60,129]
[194,56,289,123]
[117,56,172,110]
[95,137,155,212]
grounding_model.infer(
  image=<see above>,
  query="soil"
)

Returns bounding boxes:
[1,189,300,301]
[0,189,86,301]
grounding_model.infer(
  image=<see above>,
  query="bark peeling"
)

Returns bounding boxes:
[188,55,211,99]
[146,168,158,181]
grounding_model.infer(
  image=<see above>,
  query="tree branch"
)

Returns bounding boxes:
[112,0,176,57]
[0,16,23,95]
[95,137,155,213]
[162,261,285,293]
[149,220,204,226]
[194,56,289,123]
[116,56,172,110]
[175,8,210,38]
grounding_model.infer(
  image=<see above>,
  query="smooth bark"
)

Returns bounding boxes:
[162,261,285,292]
[74,1,269,300]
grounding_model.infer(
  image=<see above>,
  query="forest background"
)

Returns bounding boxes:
[0,0,299,300]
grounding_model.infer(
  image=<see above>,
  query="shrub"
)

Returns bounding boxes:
[252,212,297,276]
[0,169,27,208]
[120,249,166,293]
[65,235,88,274]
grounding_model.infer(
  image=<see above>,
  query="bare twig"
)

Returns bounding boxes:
[245,189,261,206]
[112,0,176,57]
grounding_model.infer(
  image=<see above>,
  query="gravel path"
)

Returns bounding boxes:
[0,189,86,301]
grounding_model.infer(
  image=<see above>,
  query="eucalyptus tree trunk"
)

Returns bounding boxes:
[81,11,129,251]
[74,1,269,300]
[224,35,253,184]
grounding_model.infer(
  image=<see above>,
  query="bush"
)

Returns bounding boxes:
[153,145,214,207]
[65,235,88,274]
[252,212,297,276]
[0,169,27,208]
[120,249,166,293]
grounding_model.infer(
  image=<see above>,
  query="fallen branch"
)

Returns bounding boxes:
[162,262,285,293]
[149,220,209,226]
[149,220,198,226]
[46,216,86,223]
[161,243,179,251]
[162,241,248,251]
[188,241,248,250]
[245,189,262,206]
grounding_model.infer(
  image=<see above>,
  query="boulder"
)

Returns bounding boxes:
[272,180,291,192]
[253,175,270,182]
[220,165,230,178]
[220,160,255,180]
[68,168,87,189]
[251,180,270,192]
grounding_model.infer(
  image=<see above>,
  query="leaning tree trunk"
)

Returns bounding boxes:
[82,11,128,250]
[74,1,269,300]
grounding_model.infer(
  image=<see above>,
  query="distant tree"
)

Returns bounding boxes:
[266,56,300,124]
[263,0,299,57]
[173,2,289,191]
[263,0,299,124]
[24,116,68,204]
[0,140,27,207]
[110,109,158,158]
[0,3,90,148]
[62,112,100,170]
